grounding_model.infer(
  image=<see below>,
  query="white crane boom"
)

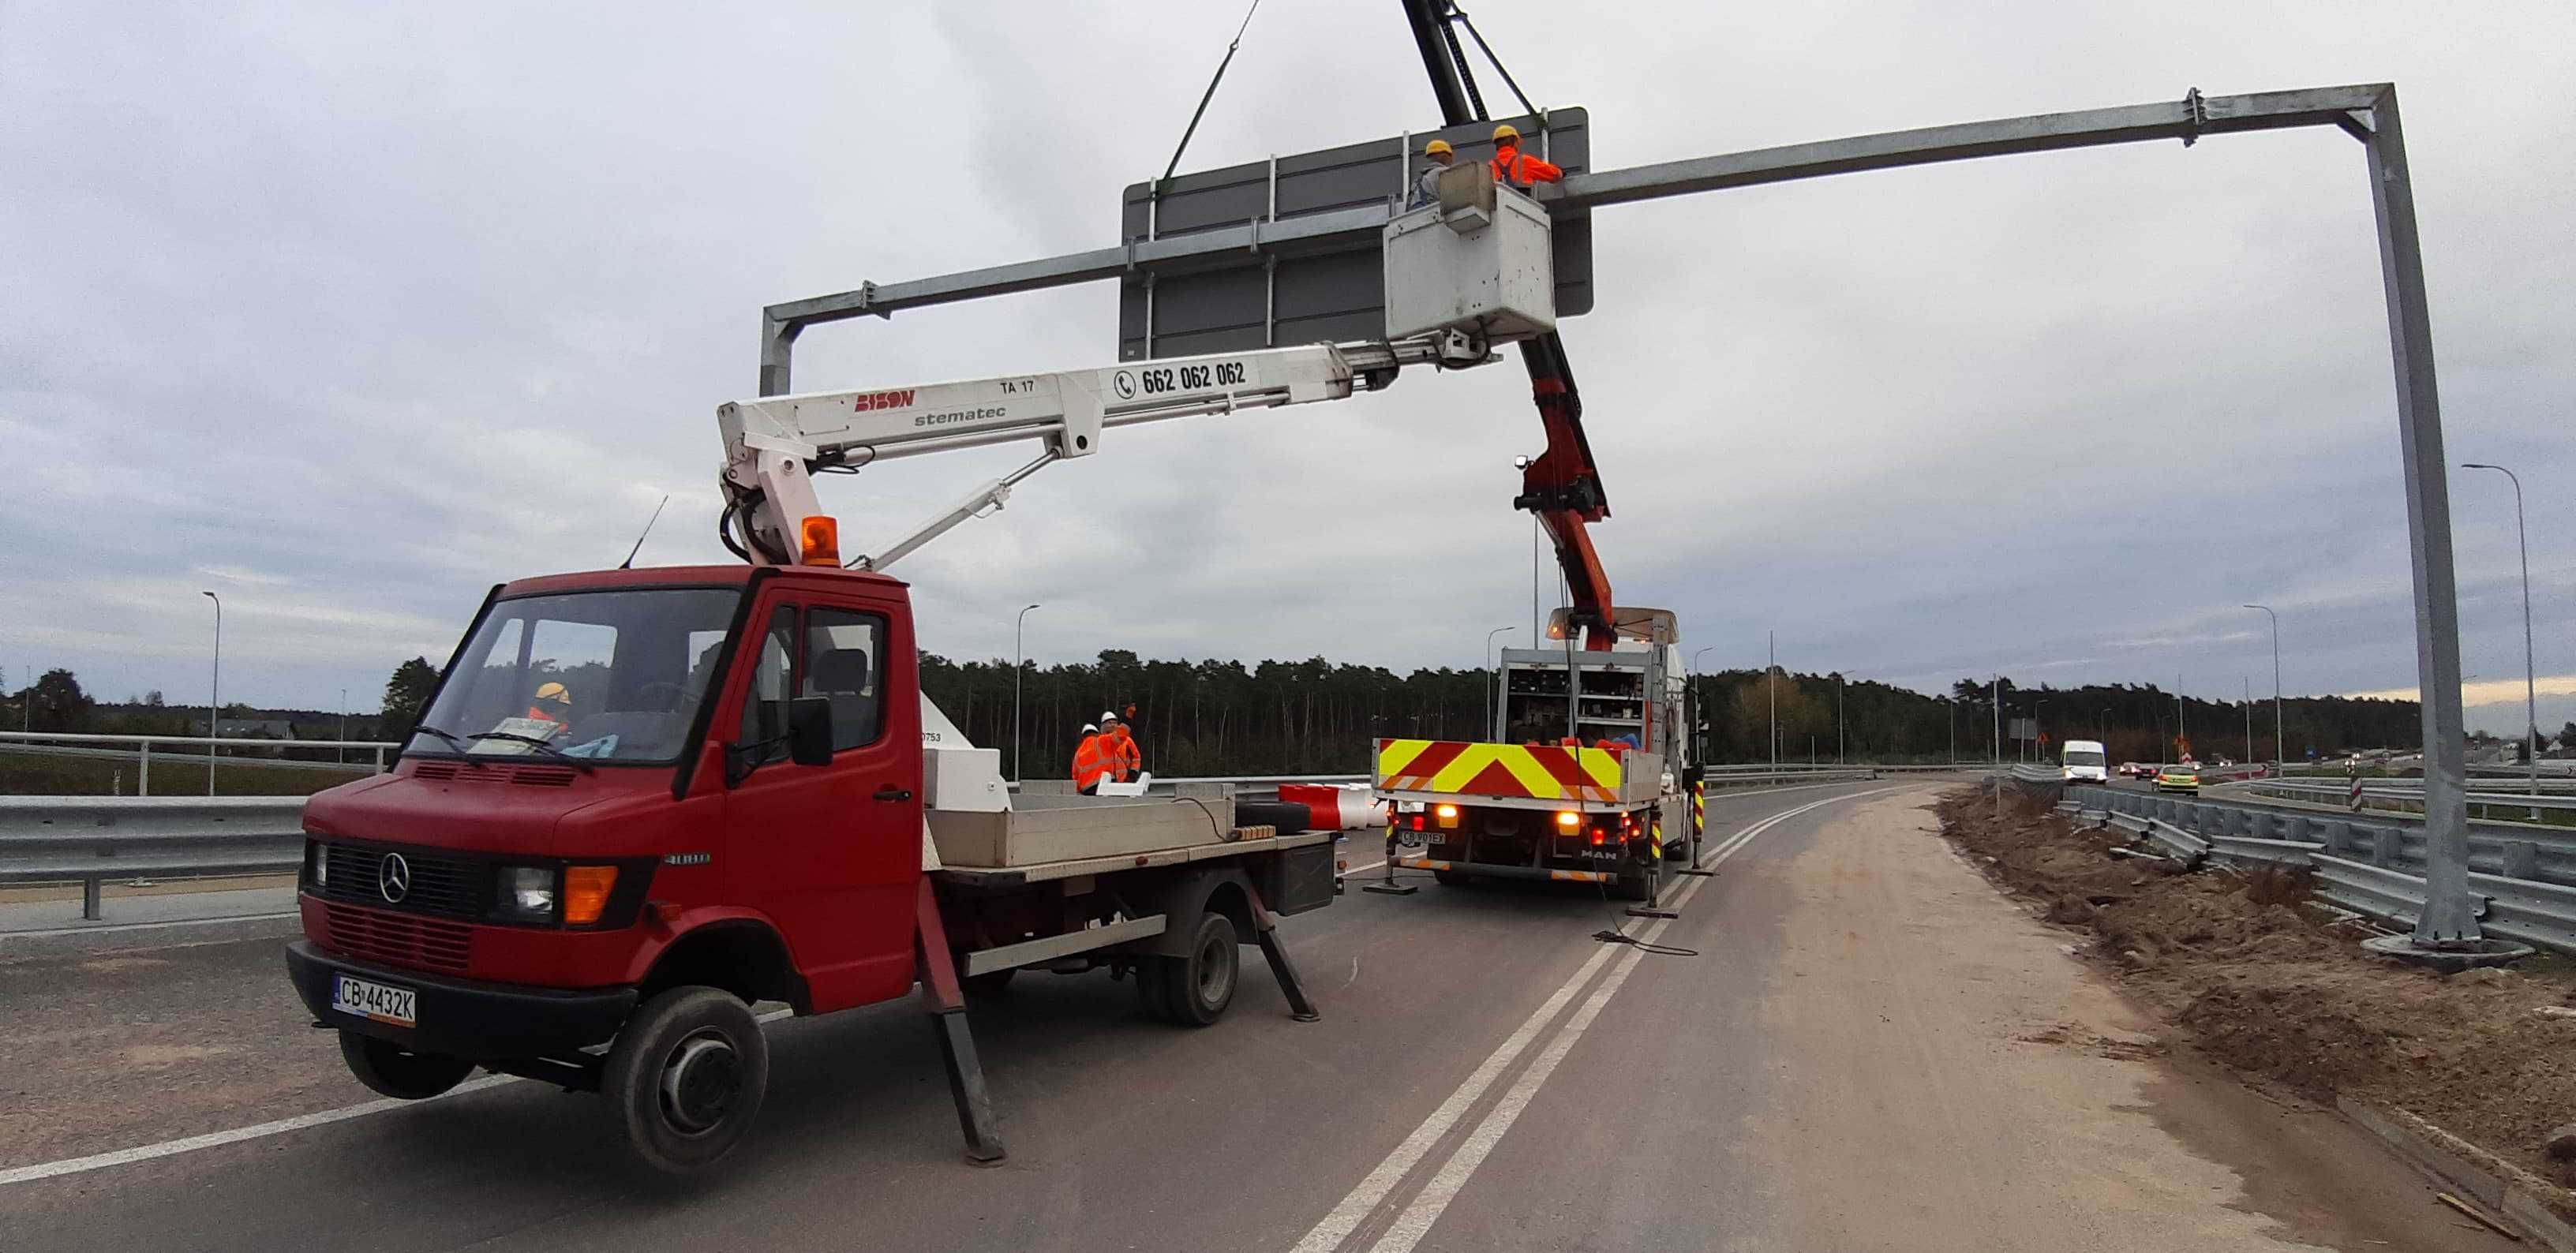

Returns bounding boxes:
[717,330,1487,569]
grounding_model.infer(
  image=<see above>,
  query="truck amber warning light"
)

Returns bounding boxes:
[799,514,840,566]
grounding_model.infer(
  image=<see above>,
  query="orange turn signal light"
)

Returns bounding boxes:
[1554,810,1581,829]
[799,514,841,567]
[564,865,618,926]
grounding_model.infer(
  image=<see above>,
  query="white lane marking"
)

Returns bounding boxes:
[1364,789,1890,1253]
[1290,787,1890,1253]
[0,1007,796,1188]
[1286,944,1624,1253]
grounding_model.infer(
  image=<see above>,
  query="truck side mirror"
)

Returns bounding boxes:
[788,697,834,767]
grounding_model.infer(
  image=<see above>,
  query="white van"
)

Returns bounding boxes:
[2061,739,2110,783]
[2060,739,2110,783]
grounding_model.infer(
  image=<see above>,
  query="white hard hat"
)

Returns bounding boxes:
[1100,710,1121,723]
[1081,723,1099,734]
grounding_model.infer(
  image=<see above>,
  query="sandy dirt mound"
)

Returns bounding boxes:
[1937,789,2576,1197]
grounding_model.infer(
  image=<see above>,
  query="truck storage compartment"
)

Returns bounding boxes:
[1256,839,1339,917]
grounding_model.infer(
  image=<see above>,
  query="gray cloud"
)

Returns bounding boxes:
[3,0,2570,736]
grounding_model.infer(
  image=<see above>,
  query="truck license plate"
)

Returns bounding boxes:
[331,975,417,1027]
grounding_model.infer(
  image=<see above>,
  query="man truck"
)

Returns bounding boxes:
[1372,608,1696,903]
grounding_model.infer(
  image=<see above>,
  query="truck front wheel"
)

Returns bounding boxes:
[602,986,770,1175]
[338,1031,474,1100]
[1146,911,1240,1027]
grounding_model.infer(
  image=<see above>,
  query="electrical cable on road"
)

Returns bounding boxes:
[1588,867,1698,957]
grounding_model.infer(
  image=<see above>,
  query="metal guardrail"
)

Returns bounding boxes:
[2017,777,2576,959]
[0,796,306,920]
[0,730,398,796]
[2227,777,2576,827]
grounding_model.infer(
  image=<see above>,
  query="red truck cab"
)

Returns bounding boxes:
[285,563,930,1168]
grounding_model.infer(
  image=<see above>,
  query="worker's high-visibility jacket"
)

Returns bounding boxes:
[1072,734,1113,789]
[1110,729,1141,781]
[1489,145,1563,189]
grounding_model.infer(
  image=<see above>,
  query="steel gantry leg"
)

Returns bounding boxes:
[913,878,1005,1165]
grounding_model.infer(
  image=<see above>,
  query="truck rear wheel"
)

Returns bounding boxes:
[962,967,1017,996]
[1612,866,1657,903]
[602,986,769,1176]
[338,1031,474,1100]
[1145,911,1240,1027]
[1432,870,1472,887]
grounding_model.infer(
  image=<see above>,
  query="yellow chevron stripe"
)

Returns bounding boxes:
[1376,739,1433,779]
[1574,747,1621,788]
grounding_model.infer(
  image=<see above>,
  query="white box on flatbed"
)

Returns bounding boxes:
[927,786,1238,868]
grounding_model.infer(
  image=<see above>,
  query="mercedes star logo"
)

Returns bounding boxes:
[378,852,412,904]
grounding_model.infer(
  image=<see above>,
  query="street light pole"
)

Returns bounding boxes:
[1836,671,1844,765]
[1011,604,1040,783]
[1487,626,1516,740]
[2245,604,2282,774]
[2243,675,2254,765]
[2461,464,2539,796]
[1768,631,1777,770]
[339,687,347,765]
[2034,698,2050,764]
[201,591,221,795]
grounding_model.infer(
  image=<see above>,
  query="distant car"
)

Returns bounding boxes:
[2154,764,2202,794]
[2119,761,2155,780]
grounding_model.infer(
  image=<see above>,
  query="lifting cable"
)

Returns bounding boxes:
[1154,0,1265,193]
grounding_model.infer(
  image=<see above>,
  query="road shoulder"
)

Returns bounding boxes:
[1747,791,2516,1252]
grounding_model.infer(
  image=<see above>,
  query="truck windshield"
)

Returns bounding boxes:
[2065,750,2106,767]
[406,588,742,765]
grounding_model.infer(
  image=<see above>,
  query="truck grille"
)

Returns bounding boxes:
[412,761,578,787]
[318,901,473,974]
[318,843,489,920]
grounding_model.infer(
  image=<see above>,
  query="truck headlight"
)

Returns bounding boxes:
[310,841,328,888]
[496,866,558,922]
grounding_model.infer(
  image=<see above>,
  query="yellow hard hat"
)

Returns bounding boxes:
[1425,138,1453,156]
[535,682,570,705]
[1492,123,1520,144]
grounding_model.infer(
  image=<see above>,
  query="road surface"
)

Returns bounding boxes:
[0,780,2514,1251]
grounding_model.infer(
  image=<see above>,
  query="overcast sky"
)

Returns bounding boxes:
[4,1,2570,740]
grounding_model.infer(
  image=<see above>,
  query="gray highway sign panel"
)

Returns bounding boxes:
[1117,108,1591,360]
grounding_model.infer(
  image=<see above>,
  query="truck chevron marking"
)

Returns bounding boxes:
[1372,739,1620,802]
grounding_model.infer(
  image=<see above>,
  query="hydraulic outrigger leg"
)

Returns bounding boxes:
[912,879,1005,1165]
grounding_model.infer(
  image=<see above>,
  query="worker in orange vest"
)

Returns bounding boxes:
[1072,722,1111,795]
[526,681,573,732]
[1104,710,1141,783]
[1488,123,1563,189]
